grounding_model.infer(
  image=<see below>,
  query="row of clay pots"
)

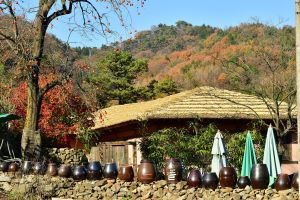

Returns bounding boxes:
[188,165,299,191]
[187,164,299,191]
[137,160,300,191]
[250,164,299,190]
[0,162,20,173]
[0,161,47,175]
[0,161,134,182]
[47,162,134,181]
[2,160,298,190]
[275,173,299,191]
[136,159,219,188]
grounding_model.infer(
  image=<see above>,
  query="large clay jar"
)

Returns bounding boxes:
[118,165,134,182]
[187,169,202,188]
[47,163,58,176]
[22,161,32,174]
[292,173,299,190]
[202,172,219,190]
[58,164,72,178]
[164,158,183,184]
[237,176,251,189]
[275,173,290,191]
[33,162,45,175]
[8,162,19,172]
[73,166,87,181]
[250,164,269,189]
[103,163,118,179]
[87,161,103,180]
[0,161,9,172]
[219,167,237,188]
[137,159,157,184]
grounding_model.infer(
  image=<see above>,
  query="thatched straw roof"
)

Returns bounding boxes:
[93,86,296,130]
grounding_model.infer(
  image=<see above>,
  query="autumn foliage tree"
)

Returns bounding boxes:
[0,0,145,159]
[11,77,95,142]
[219,25,296,156]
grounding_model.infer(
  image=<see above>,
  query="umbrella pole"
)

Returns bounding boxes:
[296,0,300,194]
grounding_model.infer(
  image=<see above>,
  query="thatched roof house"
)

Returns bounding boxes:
[87,87,298,175]
[93,86,296,136]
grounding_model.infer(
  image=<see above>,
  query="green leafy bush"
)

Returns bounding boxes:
[140,124,218,171]
[140,123,265,174]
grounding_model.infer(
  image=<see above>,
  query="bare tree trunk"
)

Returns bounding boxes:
[21,4,48,160]
[21,70,41,160]
[295,0,300,193]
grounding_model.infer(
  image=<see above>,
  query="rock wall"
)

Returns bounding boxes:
[0,172,298,200]
[43,148,88,165]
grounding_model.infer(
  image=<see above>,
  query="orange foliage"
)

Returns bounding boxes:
[217,72,226,87]
[167,60,192,77]
[189,53,213,62]
[169,49,192,60]
[211,36,229,54]
[10,75,95,138]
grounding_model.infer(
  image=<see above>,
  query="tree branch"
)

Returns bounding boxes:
[0,31,16,44]
[47,0,73,23]
[39,80,62,100]
[0,31,16,50]
[2,0,19,41]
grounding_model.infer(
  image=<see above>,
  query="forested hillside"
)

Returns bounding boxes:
[77,21,295,92]
[0,19,295,139]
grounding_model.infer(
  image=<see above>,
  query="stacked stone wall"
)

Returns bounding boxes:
[0,172,298,200]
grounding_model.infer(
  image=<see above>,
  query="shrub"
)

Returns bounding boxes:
[140,123,265,175]
[140,124,218,171]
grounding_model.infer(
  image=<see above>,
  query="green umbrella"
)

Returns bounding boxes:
[263,125,281,187]
[241,131,257,177]
[0,113,20,123]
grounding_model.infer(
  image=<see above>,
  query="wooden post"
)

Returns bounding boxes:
[296,0,300,193]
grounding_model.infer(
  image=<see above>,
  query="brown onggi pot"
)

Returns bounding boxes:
[47,163,58,176]
[137,159,156,184]
[219,167,237,188]
[0,161,9,172]
[292,173,299,190]
[118,165,134,182]
[187,169,202,188]
[58,164,72,178]
[8,162,19,172]
[275,173,290,191]
[250,164,269,189]
[202,172,219,190]
[164,158,183,184]
[237,176,251,189]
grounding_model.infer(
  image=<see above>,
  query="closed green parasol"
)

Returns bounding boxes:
[263,125,281,187]
[241,131,257,177]
[0,113,20,123]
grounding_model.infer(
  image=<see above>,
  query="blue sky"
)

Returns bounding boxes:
[48,0,295,47]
